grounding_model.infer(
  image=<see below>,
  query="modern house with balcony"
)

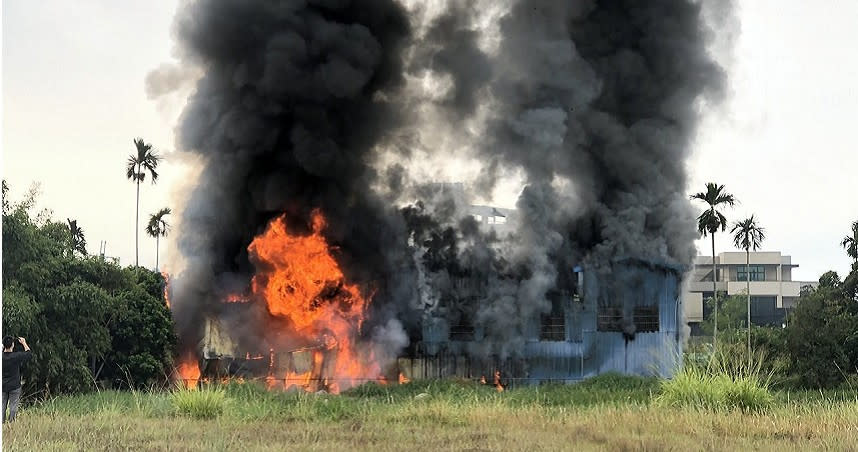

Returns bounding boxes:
[683,252,817,332]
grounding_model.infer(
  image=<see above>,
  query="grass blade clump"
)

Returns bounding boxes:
[171,385,228,419]
[657,344,773,412]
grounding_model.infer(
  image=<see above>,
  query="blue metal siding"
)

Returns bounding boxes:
[413,260,684,383]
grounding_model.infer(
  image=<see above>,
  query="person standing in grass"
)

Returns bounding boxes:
[3,336,32,423]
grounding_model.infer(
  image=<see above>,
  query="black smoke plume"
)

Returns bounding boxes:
[394,0,729,356]
[165,0,415,354]
[161,0,731,362]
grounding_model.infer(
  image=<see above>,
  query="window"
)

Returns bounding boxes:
[540,315,565,340]
[540,297,566,341]
[597,306,660,333]
[495,216,506,225]
[597,306,624,332]
[487,217,495,224]
[474,214,483,222]
[737,265,765,282]
[449,323,475,341]
[633,306,659,332]
[449,309,475,341]
[749,296,783,326]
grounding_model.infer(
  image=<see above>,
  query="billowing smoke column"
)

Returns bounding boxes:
[165,0,416,359]
[160,0,729,372]
[395,0,728,357]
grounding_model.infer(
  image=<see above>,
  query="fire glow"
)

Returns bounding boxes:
[161,272,171,309]
[176,352,201,389]
[247,210,382,393]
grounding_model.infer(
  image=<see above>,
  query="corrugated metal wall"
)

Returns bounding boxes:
[406,259,683,384]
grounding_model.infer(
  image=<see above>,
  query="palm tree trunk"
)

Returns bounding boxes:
[712,233,718,349]
[746,248,751,366]
[156,235,160,271]
[135,178,140,267]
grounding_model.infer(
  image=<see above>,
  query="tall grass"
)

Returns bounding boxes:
[657,343,774,412]
[170,385,228,419]
[7,376,858,452]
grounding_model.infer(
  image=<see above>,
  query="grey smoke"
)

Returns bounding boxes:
[160,0,731,366]
[400,0,729,357]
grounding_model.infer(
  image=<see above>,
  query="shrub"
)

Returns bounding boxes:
[657,347,773,412]
[170,386,227,419]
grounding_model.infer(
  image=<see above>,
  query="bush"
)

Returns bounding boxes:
[657,347,773,412]
[785,272,858,389]
[170,386,228,419]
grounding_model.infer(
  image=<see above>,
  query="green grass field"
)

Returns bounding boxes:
[4,375,858,451]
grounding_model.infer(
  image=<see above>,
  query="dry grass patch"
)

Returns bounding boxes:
[3,379,858,451]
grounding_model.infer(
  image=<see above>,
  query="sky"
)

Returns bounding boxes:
[2,1,857,282]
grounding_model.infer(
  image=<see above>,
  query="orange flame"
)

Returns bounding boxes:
[480,375,487,385]
[224,293,248,303]
[284,370,313,391]
[161,272,171,309]
[399,373,410,384]
[247,210,381,393]
[176,352,200,389]
[494,371,504,392]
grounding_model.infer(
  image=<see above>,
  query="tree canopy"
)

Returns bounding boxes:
[2,182,176,396]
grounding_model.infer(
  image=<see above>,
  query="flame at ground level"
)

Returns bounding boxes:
[176,352,201,389]
[246,210,382,393]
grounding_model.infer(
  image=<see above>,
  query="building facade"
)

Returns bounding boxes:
[683,251,817,331]
[406,258,684,383]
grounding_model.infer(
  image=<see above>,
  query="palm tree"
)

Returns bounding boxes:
[146,207,171,271]
[126,138,160,267]
[690,182,736,349]
[67,218,87,256]
[841,220,858,266]
[731,215,765,364]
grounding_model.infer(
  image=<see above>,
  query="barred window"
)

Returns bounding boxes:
[633,306,659,332]
[597,306,659,332]
[450,308,474,341]
[597,306,624,332]
[540,315,566,341]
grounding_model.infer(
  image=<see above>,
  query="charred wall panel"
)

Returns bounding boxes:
[408,259,683,383]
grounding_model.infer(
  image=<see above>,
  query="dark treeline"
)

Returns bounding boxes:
[2,182,175,398]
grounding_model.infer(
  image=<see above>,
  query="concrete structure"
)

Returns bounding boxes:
[469,205,516,236]
[683,251,817,330]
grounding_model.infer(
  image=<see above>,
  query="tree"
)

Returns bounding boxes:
[67,218,87,257]
[690,182,736,348]
[785,271,858,388]
[699,294,747,336]
[2,184,175,395]
[731,215,765,364]
[145,207,171,271]
[841,220,858,265]
[126,138,160,267]
[101,270,176,389]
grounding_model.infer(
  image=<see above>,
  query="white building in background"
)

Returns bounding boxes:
[683,251,818,332]
[468,205,516,235]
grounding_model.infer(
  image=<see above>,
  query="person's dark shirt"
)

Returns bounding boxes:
[3,350,32,392]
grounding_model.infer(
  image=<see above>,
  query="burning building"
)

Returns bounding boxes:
[404,257,684,383]
[155,0,730,390]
